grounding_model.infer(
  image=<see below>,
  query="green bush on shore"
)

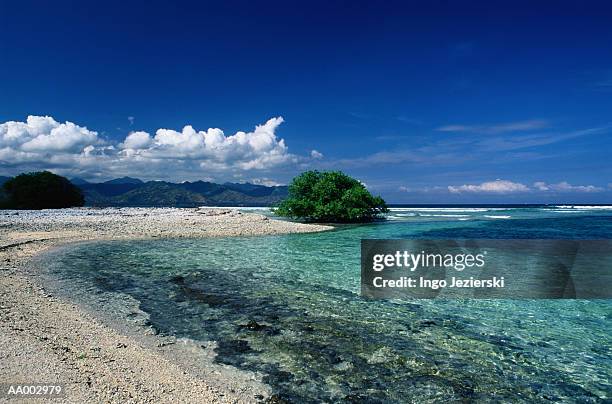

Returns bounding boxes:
[274,170,388,223]
[2,171,84,209]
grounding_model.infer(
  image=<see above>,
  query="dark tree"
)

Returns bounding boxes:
[274,170,388,223]
[2,171,85,209]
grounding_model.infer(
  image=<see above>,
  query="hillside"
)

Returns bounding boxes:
[77,179,287,207]
[103,176,144,185]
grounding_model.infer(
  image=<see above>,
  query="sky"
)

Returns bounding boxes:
[1,0,611,203]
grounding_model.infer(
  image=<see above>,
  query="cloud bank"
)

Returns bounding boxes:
[448,180,530,194]
[0,115,317,181]
[448,179,603,194]
[533,181,603,193]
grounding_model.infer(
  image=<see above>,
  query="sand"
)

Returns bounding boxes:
[0,208,331,403]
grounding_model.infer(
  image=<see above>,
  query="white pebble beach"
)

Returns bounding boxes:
[0,208,331,403]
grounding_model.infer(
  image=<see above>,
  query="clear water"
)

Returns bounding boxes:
[45,206,612,402]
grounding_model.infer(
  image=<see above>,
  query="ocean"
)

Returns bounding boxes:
[42,205,612,402]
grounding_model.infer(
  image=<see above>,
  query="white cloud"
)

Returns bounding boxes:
[310,150,323,159]
[250,178,283,187]
[1,115,99,153]
[447,180,604,194]
[121,131,152,150]
[123,117,293,170]
[475,126,607,152]
[437,119,548,134]
[0,115,317,181]
[448,180,530,194]
[533,181,603,193]
[533,181,549,191]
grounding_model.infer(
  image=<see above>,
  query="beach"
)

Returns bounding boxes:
[0,208,331,403]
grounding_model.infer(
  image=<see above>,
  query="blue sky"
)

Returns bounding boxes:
[1,0,611,203]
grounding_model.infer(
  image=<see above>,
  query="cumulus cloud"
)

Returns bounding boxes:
[0,115,316,181]
[121,131,152,150]
[0,115,99,154]
[448,180,530,194]
[121,117,293,170]
[533,181,603,193]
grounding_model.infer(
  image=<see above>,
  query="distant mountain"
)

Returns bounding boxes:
[78,180,288,207]
[104,176,144,185]
[69,177,90,185]
[109,182,207,206]
[223,182,285,197]
[0,176,11,186]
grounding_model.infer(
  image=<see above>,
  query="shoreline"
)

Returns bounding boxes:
[0,208,332,403]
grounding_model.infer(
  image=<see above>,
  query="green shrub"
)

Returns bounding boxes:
[2,171,85,209]
[274,171,388,222]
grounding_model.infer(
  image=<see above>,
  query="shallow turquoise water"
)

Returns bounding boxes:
[46,206,612,402]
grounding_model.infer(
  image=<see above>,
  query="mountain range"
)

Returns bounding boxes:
[72,177,288,207]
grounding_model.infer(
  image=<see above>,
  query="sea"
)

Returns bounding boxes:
[40,205,612,402]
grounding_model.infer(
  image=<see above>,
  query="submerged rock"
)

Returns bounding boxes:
[241,320,266,331]
[265,394,291,404]
[238,320,280,336]
[169,275,185,284]
[217,339,253,355]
